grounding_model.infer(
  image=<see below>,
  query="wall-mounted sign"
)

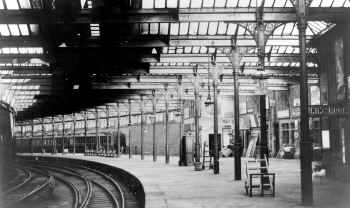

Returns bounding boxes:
[277,110,289,118]
[309,105,348,117]
[322,130,330,149]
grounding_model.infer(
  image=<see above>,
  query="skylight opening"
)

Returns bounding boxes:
[226,0,239,7]
[170,23,179,35]
[208,22,218,35]
[215,0,226,7]
[179,22,189,35]
[179,0,191,8]
[18,0,31,9]
[155,0,166,8]
[198,22,209,35]
[167,0,178,8]
[142,0,154,9]
[150,23,159,34]
[203,0,214,7]
[5,0,19,10]
[189,22,199,35]
[191,0,202,8]
[159,23,169,35]
[29,24,40,35]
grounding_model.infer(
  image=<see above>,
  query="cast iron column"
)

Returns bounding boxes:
[52,116,55,154]
[84,111,87,153]
[165,90,170,164]
[178,79,184,165]
[213,72,219,174]
[117,102,121,157]
[106,106,110,153]
[259,95,269,166]
[31,121,34,153]
[232,48,241,180]
[41,118,44,153]
[73,113,76,154]
[95,108,99,152]
[193,67,201,163]
[128,99,132,159]
[296,0,313,205]
[62,115,65,153]
[140,96,145,160]
[152,91,157,162]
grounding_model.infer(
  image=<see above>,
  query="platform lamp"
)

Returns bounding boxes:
[208,53,223,174]
[228,44,243,180]
[190,64,203,169]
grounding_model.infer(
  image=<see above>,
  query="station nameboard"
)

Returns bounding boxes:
[309,105,349,117]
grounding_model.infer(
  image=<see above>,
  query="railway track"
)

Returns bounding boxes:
[15,159,141,208]
[2,167,32,194]
[2,167,51,208]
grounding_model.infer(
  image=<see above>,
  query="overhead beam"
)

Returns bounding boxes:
[0,9,178,24]
[178,7,350,22]
[159,53,317,63]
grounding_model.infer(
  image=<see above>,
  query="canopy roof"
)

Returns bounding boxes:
[0,0,349,120]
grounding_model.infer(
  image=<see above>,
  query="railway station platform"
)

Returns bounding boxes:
[18,153,350,208]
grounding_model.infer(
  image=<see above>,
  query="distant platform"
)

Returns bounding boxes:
[18,153,350,208]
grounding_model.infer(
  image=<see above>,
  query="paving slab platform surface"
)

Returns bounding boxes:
[19,154,350,208]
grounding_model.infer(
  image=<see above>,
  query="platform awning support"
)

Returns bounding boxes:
[294,0,314,205]
[128,99,132,159]
[152,90,157,162]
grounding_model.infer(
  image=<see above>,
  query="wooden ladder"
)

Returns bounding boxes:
[202,142,212,170]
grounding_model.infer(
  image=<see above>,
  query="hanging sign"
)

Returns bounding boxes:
[309,105,348,117]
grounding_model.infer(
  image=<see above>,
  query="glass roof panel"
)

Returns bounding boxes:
[200,46,208,53]
[8,24,20,36]
[0,24,10,36]
[332,0,345,7]
[344,0,350,7]
[170,23,179,35]
[274,0,287,7]
[217,22,227,34]
[142,0,154,9]
[179,0,191,8]
[310,0,322,7]
[5,0,19,10]
[159,23,169,35]
[149,23,159,34]
[226,23,237,35]
[167,0,178,8]
[208,22,218,35]
[179,22,189,35]
[0,0,4,9]
[214,0,227,7]
[191,0,202,8]
[18,24,29,35]
[321,0,333,7]
[189,22,199,35]
[140,23,149,34]
[192,46,200,53]
[184,46,192,53]
[226,0,239,7]
[238,0,250,7]
[264,0,274,7]
[155,0,165,8]
[198,22,209,35]
[18,0,31,9]
[29,24,40,35]
[203,0,214,7]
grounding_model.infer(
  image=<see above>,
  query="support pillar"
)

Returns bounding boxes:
[62,115,65,153]
[213,72,219,174]
[193,67,201,163]
[30,121,34,154]
[128,99,132,159]
[95,108,99,152]
[106,106,110,153]
[259,95,269,164]
[232,48,241,180]
[52,116,55,154]
[165,89,170,164]
[41,118,44,153]
[152,91,157,162]
[117,102,121,157]
[294,0,313,205]
[178,78,184,165]
[84,111,87,153]
[73,113,76,154]
[140,96,145,160]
